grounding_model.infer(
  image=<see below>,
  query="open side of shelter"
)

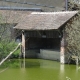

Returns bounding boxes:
[22,30,61,60]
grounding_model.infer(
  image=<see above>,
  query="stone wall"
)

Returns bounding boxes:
[38,49,60,61]
[25,49,60,61]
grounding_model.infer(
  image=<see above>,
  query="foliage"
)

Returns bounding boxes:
[65,1,80,62]
[0,40,20,60]
[0,59,20,68]
[0,13,20,60]
[68,1,80,10]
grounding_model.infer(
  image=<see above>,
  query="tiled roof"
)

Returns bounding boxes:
[14,11,78,30]
[0,10,31,23]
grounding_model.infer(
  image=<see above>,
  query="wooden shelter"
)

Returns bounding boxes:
[14,11,78,63]
[0,10,78,63]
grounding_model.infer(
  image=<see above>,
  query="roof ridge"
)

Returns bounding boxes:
[31,11,78,14]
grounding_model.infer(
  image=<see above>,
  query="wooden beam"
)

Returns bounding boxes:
[22,31,26,59]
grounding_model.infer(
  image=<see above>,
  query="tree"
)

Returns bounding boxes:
[0,13,20,60]
[65,1,80,64]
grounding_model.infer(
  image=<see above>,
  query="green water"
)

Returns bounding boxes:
[0,59,80,80]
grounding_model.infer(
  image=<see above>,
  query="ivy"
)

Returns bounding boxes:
[65,1,80,63]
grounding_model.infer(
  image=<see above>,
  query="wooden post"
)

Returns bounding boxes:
[22,31,26,59]
[60,30,67,64]
[60,37,65,64]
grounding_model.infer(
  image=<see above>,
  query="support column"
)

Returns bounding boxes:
[22,31,26,59]
[60,30,67,64]
[60,38,65,64]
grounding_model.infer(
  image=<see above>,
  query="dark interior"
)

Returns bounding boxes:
[26,37,60,50]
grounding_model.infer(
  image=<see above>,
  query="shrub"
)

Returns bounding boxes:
[0,40,20,60]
